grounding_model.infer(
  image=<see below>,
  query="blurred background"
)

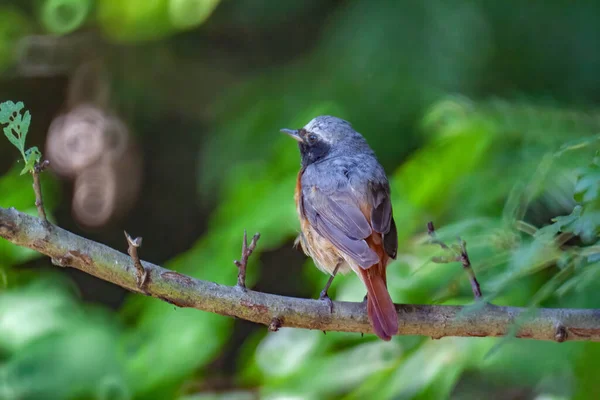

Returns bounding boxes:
[2,0,600,399]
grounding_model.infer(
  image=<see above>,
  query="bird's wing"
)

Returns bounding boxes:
[301,184,380,269]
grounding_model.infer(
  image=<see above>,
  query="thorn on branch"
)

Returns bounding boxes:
[555,324,567,343]
[32,160,50,222]
[51,254,71,267]
[124,231,149,291]
[268,317,282,332]
[233,230,260,290]
[427,221,483,299]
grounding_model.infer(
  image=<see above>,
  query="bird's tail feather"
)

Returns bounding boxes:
[361,265,398,341]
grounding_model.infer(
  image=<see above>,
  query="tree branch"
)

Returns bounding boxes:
[1,206,600,342]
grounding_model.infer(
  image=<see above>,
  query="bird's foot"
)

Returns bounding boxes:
[319,289,334,313]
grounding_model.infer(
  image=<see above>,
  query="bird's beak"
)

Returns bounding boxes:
[280,128,303,143]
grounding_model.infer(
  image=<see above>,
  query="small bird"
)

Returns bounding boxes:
[281,116,399,340]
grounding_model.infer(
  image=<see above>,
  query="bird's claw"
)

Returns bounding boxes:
[319,290,334,313]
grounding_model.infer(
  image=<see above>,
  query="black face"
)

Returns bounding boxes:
[298,129,331,167]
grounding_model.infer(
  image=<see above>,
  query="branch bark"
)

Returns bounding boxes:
[1,206,600,342]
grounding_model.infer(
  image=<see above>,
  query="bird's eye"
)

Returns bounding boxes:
[307,134,317,144]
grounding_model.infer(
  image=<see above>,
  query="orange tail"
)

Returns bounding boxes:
[361,264,398,341]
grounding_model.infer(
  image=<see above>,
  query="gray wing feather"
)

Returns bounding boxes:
[302,187,379,268]
[314,194,372,239]
[314,214,380,268]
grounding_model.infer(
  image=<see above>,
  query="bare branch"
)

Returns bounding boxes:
[124,231,148,290]
[32,160,50,221]
[427,221,483,299]
[233,230,260,289]
[2,206,600,342]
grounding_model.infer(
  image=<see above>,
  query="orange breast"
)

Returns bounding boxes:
[294,170,303,215]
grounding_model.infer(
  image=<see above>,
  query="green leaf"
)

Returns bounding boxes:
[555,134,600,157]
[534,206,582,241]
[0,277,82,353]
[3,125,22,154]
[575,165,600,203]
[379,338,493,400]
[479,339,579,395]
[178,392,255,400]
[0,276,129,400]
[0,100,23,124]
[20,146,41,175]
[19,110,30,142]
[257,331,401,398]
[1,100,30,161]
[255,328,324,379]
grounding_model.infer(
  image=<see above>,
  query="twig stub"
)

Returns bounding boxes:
[555,324,568,343]
[268,317,282,332]
[233,230,261,289]
[31,159,50,222]
[427,221,483,299]
[125,231,149,290]
[458,238,482,299]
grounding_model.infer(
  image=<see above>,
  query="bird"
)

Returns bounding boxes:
[281,115,399,340]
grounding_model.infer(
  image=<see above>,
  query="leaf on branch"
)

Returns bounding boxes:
[534,205,582,241]
[0,100,23,123]
[0,101,31,162]
[3,125,23,156]
[21,147,41,176]
[0,101,40,175]
[555,134,600,157]
[574,156,600,204]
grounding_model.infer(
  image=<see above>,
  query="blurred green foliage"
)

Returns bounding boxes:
[39,0,92,35]
[0,6,31,72]
[3,0,600,399]
[97,0,221,42]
